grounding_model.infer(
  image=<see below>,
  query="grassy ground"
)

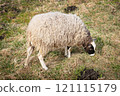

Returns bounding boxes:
[0,0,120,80]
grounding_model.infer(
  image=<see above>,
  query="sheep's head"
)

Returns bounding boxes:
[83,40,96,56]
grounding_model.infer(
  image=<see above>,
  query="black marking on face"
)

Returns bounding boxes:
[84,44,95,54]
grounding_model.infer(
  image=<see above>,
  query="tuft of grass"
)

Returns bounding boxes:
[72,66,85,80]
[111,64,120,79]
[95,37,104,54]
[12,39,26,50]
[14,68,41,80]
[0,57,15,79]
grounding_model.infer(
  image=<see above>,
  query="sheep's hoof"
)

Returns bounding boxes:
[24,63,28,68]
[66,55,70,58]
[64,55,71,58]
[44,67,48,70]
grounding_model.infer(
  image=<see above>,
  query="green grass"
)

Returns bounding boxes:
[72,66,85,80]
[95,37,104,54]
[0,0,120,80]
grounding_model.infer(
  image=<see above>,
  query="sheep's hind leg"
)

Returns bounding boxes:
[65,46,68,57]
[38,52,48,70]
[25,46,34,67]
[67,46,71,58]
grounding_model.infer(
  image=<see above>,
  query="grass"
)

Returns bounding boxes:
[0,0,120,80]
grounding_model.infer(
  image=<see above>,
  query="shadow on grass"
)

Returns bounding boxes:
[45,46,85,63]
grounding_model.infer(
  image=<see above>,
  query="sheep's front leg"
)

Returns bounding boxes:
[67,46,71,58]
[65,46,71,58]
[38,52,48,70]
[25,46,34,66]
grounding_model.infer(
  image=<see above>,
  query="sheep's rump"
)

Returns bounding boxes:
[26,12,90,55]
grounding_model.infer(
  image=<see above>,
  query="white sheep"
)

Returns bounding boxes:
[25,12,96,70]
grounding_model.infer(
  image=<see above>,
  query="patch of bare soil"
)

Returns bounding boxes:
[0,23,7,40]
[77,68,100,80]
[0,33,5,40]
[0,3,20,16]
[64,5,78,13]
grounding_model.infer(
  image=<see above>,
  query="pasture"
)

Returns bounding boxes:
[0,0,120,80]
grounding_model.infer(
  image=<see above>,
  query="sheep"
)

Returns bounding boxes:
[25,12,96,70]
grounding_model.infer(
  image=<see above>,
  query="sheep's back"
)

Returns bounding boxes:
[26,12,88,51]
